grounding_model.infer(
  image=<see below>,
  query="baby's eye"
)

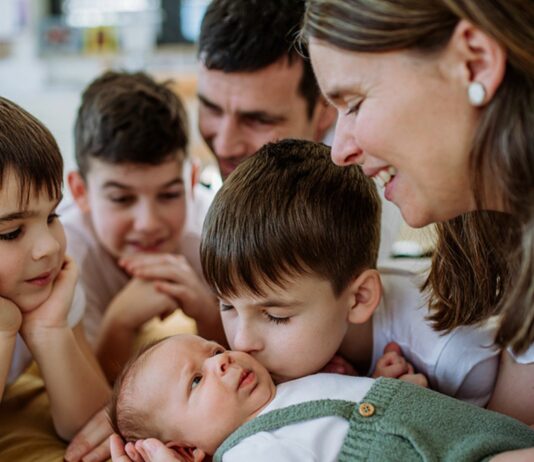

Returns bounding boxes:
[191,375,202,390]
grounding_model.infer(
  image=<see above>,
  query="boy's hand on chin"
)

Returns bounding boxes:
[0,296,22,336]
[20,256,77,335]
[109,277,178,330]
[120,253,215,322]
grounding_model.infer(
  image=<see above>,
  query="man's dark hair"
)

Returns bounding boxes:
[74,71,189,178]
[0,97,63,206]
[198,0,320,119]
[201,139,381,299]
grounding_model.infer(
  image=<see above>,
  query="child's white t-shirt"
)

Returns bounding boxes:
[7,283,86,385]
[370,267,499,406]
[224,373,374,462]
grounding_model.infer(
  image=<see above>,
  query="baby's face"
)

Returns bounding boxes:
[134,335,276,454]
[219,273,352,383]
[0,170,66,311]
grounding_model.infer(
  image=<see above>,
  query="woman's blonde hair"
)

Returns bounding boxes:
[303,0,534,352]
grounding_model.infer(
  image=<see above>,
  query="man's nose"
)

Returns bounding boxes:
[212,117,247,159]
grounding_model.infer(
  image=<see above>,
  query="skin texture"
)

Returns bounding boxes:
[197,58,334,179]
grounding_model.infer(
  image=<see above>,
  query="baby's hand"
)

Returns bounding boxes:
[120,253,215,322]
[21,256,77,334]
[0,296,22,336]
[321,354,358,376]
[110,435,187,462]
[373,342,428,387]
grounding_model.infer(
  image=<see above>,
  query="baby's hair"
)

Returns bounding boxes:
[0,97,62,206]
[201,139,381,299]
[110,337,169,442]
[74,71,189,178]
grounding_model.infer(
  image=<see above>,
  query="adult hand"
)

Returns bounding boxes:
[110,435,189,462]
[64,405,113,462]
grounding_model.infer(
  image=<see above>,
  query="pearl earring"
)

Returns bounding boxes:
[468,81,487,106]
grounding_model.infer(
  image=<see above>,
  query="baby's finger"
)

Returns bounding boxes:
[383,341,402,356]
[400,373,429,388]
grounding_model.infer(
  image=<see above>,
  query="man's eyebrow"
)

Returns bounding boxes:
[102,178,184,190]
[237,110,286,123]
[198,93,221,110]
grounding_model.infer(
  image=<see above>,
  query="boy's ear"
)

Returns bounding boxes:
[67,171,91,213]
[346,269,382,325]
[166,442,206,462]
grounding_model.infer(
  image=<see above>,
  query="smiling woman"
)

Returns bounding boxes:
[302,0,534,423]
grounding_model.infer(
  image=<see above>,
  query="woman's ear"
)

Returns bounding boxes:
[346,269,382,325]
[447,19,506,104]
[67,171,91,213]
[166,441,206,462]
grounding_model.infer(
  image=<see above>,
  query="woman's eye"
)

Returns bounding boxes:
[158,191,183,201]
[0,228,21,241]
[191,375,202,390]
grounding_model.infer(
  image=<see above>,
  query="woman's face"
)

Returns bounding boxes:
[310,39,479,228]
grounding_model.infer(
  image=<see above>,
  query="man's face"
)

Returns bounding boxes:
[198,57,324,179]
[220,273,353,384]
[135,335,275,455]
[75,157,188,260]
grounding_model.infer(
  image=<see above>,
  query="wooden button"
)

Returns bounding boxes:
[358,402,375,417]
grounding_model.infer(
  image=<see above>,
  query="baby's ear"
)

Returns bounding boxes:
[166,441,206,462]
[346,269,382,325]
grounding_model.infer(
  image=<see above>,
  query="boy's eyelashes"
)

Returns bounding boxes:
[219,302,233,312]
[264,312,290,324]
[0,212,59,241]
[106,191,184,205]
[0,228,21,241]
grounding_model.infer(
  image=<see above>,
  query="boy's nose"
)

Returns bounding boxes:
[232,323,263,354]
[32,230,61,261]
[134,201,162,233]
